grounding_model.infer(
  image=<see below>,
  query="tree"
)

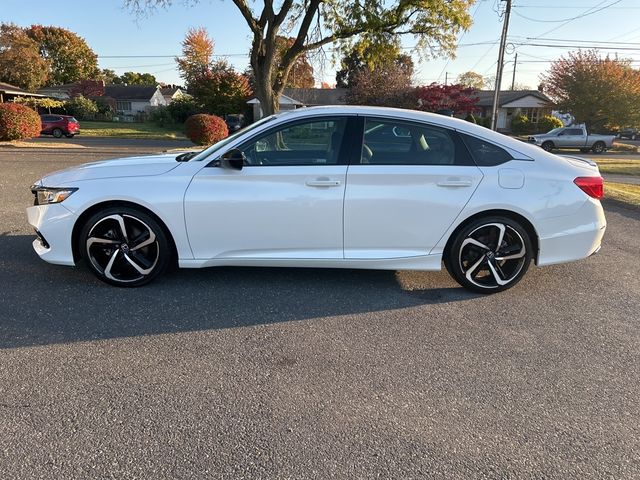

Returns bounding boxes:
[456,71,484,90]
[176,27,214,90]
[414,83,479,114]
[336,41,413,89]
[99,68,119,84]
[191,60,252,116]
[542,50,640,129]
[26,25,99,85]
[13,96,64,113]
[65,95,99,119]
[126,0,474,115]
[246,36,315,89]
[0,23,50,91]
[115,71,157,85]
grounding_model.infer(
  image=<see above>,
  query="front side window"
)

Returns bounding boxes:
[361,119,460,165]
[239,118,347,166]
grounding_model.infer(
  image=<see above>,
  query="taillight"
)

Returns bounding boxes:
[574,176,604,199]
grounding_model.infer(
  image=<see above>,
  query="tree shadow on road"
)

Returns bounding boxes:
[0,235,479,349]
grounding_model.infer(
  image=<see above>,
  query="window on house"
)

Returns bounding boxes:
[522,108,540,123]
[116,101,132,111]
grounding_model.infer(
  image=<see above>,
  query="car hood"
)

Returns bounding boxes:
[38,153,182,186]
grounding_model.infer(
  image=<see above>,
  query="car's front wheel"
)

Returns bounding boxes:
[541,141,554,152]
[445,217,533,293]
[79,207,171,287]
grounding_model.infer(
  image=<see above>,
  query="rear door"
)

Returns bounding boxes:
[344,117,483,259]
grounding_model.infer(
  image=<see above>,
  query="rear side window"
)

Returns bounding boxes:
[460,133,513,167]
[361,118,473,166]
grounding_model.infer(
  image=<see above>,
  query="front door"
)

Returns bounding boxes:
[344,117,483,259]
[184,116,353,260]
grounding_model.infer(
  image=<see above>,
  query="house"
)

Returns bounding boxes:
[0,82,45,103]
[160,86,187,105]
[248,87,347,120]
[101,85,167,118]
[37,83,76,100]
[473,89,553,132]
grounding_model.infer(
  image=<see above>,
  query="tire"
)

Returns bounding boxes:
[591,141,606,154]
[65,134,75,138]
[79,206,171,287]
[541,141,554,152]
[52,128,63,138]
[445,216,533,294]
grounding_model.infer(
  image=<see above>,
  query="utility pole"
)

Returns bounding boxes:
[511,52,518,90]
[445,72,449,85]
[490,0,512,131]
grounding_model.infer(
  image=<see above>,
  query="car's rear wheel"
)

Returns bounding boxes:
[52,128,63,138]
[445,217,533,293]
[79,207,170,287]
[541,141,554,152]
[592,141,606,154]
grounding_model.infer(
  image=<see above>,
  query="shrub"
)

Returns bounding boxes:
[185,114,228,145]
[149,106,173,127]
[536,114,563,134]
[481,116,492,128]
[65,95,98,119]
[167,97,201,124]
[465,113,477,124]
[511,114,531,135]
[0,103,41,141]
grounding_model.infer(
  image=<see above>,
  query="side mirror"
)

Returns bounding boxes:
[219,148,245,170]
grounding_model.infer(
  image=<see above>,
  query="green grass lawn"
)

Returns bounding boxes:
[595,158,640,176]
[605,182,640,207]
[80,121,186,140]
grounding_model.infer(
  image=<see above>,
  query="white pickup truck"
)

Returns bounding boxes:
[528,125,615,154]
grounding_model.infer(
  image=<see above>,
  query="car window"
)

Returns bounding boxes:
[566,129,583,135]
[239,118,347,166]
[361,118,459,165]
[460,133,513,167]
[40,115,52,122]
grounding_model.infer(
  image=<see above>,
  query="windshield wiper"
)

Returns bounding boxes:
[175,151,198,162]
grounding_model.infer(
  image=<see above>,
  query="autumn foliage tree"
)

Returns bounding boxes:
[127,0,474,115]
[0,23,50,90]
[456,71,485,90]
[414,83,479,115]
[0,103,41,141]
[26,25,99,85]
[542,50,640,129]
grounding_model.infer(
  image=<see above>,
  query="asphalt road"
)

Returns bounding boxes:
[1,144,639,479]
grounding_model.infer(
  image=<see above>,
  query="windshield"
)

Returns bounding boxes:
[547,127,563,135]
[190,115,277,161]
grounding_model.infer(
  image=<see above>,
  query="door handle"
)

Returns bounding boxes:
[437,179,473,187]
[305,178,341,187]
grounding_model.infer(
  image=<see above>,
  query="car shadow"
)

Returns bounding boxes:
[0,235,480,349]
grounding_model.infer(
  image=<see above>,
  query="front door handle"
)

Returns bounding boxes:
[437,179,473,188]
[306,178,342,187]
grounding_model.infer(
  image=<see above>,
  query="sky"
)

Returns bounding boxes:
[2,0,640,91]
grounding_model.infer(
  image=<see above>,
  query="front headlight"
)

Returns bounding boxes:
[31,186,78,205]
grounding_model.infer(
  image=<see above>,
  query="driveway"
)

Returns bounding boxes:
[1,146,639,478]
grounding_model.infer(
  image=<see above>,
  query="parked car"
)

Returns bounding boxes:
[617,127,638,141]
[527,125,615,153]
[27,106,606,293]
[225,114,244,132]
[40,114,80,138]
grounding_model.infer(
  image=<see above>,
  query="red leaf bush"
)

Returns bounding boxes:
[185,114,229,145]
[0,103,41,141]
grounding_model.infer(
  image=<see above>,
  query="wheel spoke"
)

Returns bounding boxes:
[123,252,154,275]
[487,257,509,286]
[87,237,119,248]
[103,250,120,281]
[99,214,129,242]
[495,245,526,261]
[461,237,491,251]
[464,254,486,282]
[493,223,506,252]
[130,230,156,251]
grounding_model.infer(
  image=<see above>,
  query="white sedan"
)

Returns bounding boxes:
[27,106,606,293]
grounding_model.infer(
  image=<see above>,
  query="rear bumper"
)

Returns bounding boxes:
[26,203,77,266]
[537,198,606,266]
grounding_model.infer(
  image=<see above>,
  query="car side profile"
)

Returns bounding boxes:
[40,114,80,138]
[27,106,606,293]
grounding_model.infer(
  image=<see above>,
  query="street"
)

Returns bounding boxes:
[1,142,639,478]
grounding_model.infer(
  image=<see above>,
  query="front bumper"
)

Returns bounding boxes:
[26,203,77,266]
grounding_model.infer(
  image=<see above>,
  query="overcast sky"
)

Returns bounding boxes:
[2,0,640,90]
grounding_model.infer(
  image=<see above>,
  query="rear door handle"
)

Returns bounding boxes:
[306,178,342,187]
[437,179,473,188]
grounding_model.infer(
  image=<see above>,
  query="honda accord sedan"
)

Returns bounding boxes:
[27,106,606,293]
